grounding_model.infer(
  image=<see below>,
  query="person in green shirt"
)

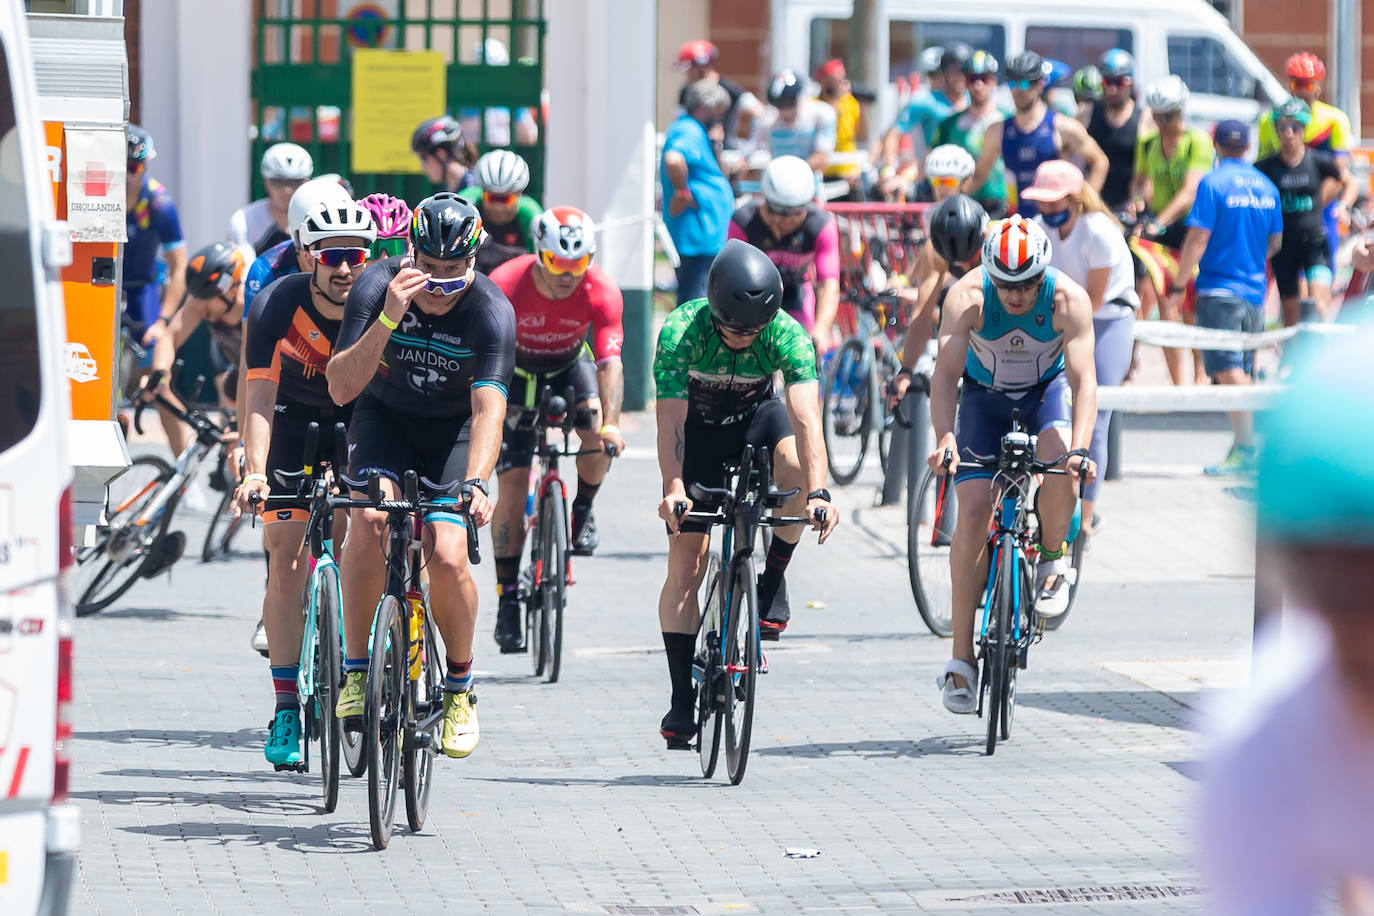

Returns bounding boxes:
[934,50,1011,218]
[1130,77,1214,249]
[458,149,544,274]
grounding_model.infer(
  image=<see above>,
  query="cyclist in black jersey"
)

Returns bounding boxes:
[1084,49,1142,213]
[1255,98,1352,324]
[236,198,376,770]
[326,193,516,759]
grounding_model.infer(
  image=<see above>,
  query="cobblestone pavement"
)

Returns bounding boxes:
[71,412,1252,914]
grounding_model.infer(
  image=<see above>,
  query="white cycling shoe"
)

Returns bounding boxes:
[1035,557,1075,619]
[937,658,979,715]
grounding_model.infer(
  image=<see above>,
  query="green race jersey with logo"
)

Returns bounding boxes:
[654,298,817,425]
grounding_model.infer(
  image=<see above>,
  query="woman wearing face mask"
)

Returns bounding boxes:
[1023,160,1136,540]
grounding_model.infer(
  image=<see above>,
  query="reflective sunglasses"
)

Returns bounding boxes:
[967,73,997,85]
[1154,110,1182,122]
[992,275,1042,294]
[931,175,962,189]
[425,275,470,295]
[539,249,591,276]
[1008,78,1040,90]
[483,190,518,207]
[765,201,807,218]
[311,247,370,268]
[1103,76,1131,88]
[711,316,764,338]
[1276,120,1305,134]
[1290,78,1316,92]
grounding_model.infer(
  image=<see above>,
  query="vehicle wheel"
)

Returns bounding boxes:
[821,337,872,485]
[404,604,439,833]
[315,570,342,813]
[724,557,759,785]
[75,455,175,615]
[908,468,955,637]
[365,596,405,850]
[695,551,724,779]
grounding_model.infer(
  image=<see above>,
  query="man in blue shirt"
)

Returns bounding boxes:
[1168,120,1282,476]
[661,80,734,304]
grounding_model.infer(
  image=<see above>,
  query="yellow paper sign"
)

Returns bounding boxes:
[351,48,446,174]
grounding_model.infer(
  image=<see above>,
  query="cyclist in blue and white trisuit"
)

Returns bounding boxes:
[927,215,1097,714]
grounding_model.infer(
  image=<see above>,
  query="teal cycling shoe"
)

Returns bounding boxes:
[265,707,304,771]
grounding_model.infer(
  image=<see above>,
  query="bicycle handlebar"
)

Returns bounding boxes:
[334,469,481,566]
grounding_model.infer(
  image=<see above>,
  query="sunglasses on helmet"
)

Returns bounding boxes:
[539,249,591,276]
[311,247,370,268]
[483,190,518,207]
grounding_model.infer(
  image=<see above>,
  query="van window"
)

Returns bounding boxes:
[0,40,42,453]
[1024,27,1132,72]
[808,17,1006,80]
[1168,35,1255,99]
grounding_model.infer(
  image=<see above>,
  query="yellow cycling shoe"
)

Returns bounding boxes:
[335,670,366,719]
[441,689,479,758]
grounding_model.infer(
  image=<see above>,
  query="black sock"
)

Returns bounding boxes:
[662,632,696,714]
[758,537,799,612]
[494,555,520,595]
[572,478,600,531]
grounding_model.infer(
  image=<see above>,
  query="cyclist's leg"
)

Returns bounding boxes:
[1305,235,1334,320]
[1084,307,1135,527]
[492,371,537,650]
[1272,243,1303,327]
[752,398,804,633]
[565,354,607,549]
[1032,375,1075,548]
[946,385,1003,687]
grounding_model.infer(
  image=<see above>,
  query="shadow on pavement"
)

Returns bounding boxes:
[77,605,234,622]
[71,788,323,819]
[472,772,722,789]
[589,550,669,561]
[757,735,983,758]
[1017,690,1196,730]
[75,727,260,751]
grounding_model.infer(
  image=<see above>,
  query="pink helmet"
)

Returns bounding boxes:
[358,193,412,240]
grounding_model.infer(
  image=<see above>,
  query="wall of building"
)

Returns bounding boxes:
[656,0,707,130]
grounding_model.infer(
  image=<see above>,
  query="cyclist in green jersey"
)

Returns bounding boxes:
[933,50,1011,217]
[653,240,838,748]
[458,150,543,275]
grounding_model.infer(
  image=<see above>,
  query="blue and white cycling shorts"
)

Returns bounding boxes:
[953,373,1072,484]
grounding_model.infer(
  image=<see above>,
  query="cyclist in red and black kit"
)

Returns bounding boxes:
[486,206,625,652]
[234,198,376,770]
[326,193,516,759]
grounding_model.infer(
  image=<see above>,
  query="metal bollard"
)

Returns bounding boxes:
[1105,410,1123,481]
[905,387,930,509]
[880,398,908,506]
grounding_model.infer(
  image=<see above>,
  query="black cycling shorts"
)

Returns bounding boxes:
[1271,232,1332,299]
[347,395,472,493]
[679,396,794,535]
[264,398,353,525]
[497,353,600,473]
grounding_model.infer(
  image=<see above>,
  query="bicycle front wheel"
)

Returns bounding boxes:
[542,493,568,683]
[984,537,1016,757]
[404,603,440,833]
[75,455,175,615]
[313,569,342,813]
[724,557,759,785]
[876,347,901,474]
[695,550,724,779]
[908,468,955,638]
[201,484,244,562]
[365,596,405,850]
[822,337,873,485]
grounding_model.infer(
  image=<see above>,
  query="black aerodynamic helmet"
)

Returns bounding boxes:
[409,193,484,259]
[928,195,989,271]
[410,115,464,156]
[707,239,784,334]
[1005,50,1045,82]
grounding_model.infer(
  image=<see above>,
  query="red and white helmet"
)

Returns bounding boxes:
[1286,52,1326,81]
[533,206,597,274]
[675,40,718,70]
[981,215,1051,283]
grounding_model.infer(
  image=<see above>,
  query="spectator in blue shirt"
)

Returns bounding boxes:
[1169,120,1283,476]
[661,80,735,304]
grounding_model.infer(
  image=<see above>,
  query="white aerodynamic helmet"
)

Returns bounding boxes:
[1144,75,1190,114]
[533,206,597,260]
[475,150,531,195]
[260,142,314,181]
[760,155,816,210]
[288,178,355,246]
[981,215,1052,284]
[924,144,976,180]
[297,198,377,248]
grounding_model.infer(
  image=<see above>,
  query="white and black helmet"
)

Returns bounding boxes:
[260,142,314,181]
[475,150,530,195]
[297,199,377,248]
[288,178,355,246]
[924,144,975,180]
[760,155,815,210]
[1145,75,1189,114]
[981,215,1052,284]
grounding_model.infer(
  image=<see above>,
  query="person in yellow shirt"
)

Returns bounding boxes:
[815,58,867,199]
[1257,52,1360,264]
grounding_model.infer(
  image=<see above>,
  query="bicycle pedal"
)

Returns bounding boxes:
[341,716,363,734]
[759,652,769,675]
[272,761,307,773]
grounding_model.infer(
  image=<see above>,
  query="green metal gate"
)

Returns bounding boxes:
[250,0,546,203]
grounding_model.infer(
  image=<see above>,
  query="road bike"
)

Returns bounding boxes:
[944,417,1087,756]
[336,469,480,850]
[250,421,347,811]
[73,373,227,615]
[507,385,608,683]
[201,435,249,562]
[677,443,820,785]
[822,288,911,484]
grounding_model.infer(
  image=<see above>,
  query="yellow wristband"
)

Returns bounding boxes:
[600,424,619,436]
[244,473,268,485]
[377,311,400,330]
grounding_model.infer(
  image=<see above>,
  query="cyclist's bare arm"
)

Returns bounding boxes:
[899,244,948,365]
[656,398,689,530]
[1155,167,1207,229]
[782,379,827,497]
[158,244,188,322]
[1053,280,1098,455]
[596,357,624,429]
[931,272,983,446]
[151,295,208,379]
[466,385,507,484]
[970,119,1004,193]
[325,324,389,406]
[1059,117,1108,192]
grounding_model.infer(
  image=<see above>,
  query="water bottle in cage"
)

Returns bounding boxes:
[407,588,425,680]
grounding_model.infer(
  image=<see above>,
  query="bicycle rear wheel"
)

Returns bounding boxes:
[529,502,548,678]
[724,557,759,785]
[201,484,244,562]
[404,604,440,833]
[365,596,405,850]
[313,569,342,813]
[694,550,724,779]
[542,494,568,683]
[1047,529,1087,631]
[876,347,901,474]
[75,455,175,615]
[983,537,1015,757]
[908,467,955,637]
[822,337,872,485]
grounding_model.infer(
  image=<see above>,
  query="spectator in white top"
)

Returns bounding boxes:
[761,70,837,176]
[1025,159,1137,537]
[228,142,314,255]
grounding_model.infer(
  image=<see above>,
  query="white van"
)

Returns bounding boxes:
[0,3,78,915]
[778,0,1288,134]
